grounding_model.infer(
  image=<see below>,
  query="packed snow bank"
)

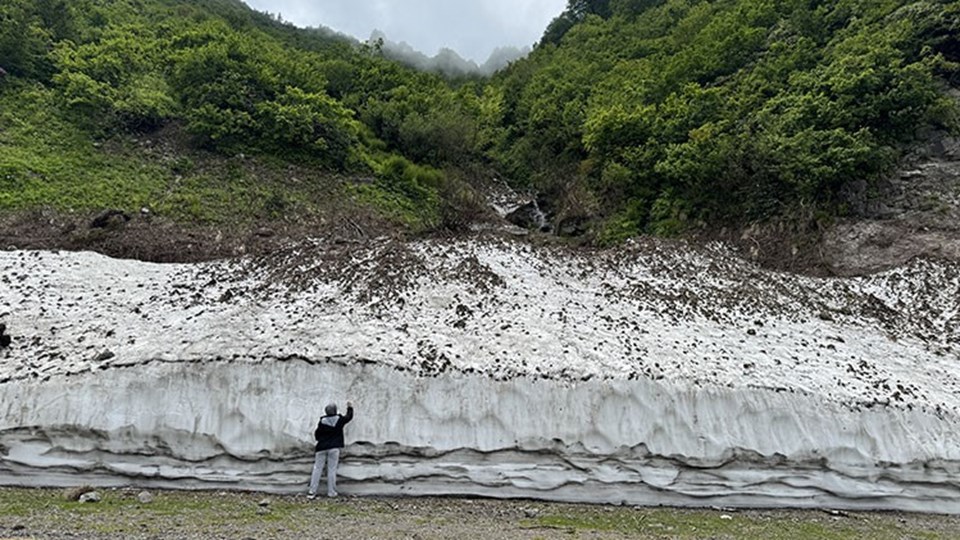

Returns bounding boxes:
[4,361,959,512]
[0,238,958,512]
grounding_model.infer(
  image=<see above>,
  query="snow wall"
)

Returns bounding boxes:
[1,243,958,513]
[3,360,960,512]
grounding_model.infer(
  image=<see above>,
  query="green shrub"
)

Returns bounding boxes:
[0,1,56,80]
[492,0,960,233]
[255,86,360,168]
[648,189,690,236]
[377,155,443,204]
[351,155,445,230]
[53,27,175,131]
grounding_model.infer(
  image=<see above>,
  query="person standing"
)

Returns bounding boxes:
[308,401,354,498]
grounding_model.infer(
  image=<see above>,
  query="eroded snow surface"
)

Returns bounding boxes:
[1,238,958,512]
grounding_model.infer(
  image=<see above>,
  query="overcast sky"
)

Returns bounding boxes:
[242,0,567,62]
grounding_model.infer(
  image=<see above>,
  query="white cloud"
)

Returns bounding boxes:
[242,0,567,62]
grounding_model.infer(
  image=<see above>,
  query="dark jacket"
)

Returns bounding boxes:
[314,406,354,451]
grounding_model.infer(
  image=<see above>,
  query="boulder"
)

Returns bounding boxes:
[557,216,589,237]
[90,210,131,230]
[79,491,101,503]
[62,486,95,501]
[505,201,547,231]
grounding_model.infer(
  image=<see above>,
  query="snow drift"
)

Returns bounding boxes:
[1,237,958,513]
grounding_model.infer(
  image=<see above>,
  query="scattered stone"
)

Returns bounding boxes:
[720,514,733,520]
[505,201,547,231]
[94,350,115,362]
[79,491,102,503]
[90,209,131,230]
[557,216,589,237]
[257,498,271,507]
[63,485,96,501]
[137,491,154,504]
[0,323,10,349]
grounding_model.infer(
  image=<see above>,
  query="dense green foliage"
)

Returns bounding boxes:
[1,0,957,238]
[0,0,480,230]
[492,0,959,238]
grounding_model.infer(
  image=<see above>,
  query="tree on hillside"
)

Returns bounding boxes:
[611,0,666,18]
[541,0,614,45]
[0,1,56,79]
[499,0,959,240]
[54,26,175,131]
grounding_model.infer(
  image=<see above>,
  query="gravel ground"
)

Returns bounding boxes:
[0,488,958,539]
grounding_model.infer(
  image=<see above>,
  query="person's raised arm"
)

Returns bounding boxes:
[340,401,354,426]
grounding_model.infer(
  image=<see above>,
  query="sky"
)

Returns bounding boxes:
[242,0,567,62]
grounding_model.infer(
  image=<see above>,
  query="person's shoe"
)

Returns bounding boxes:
[307,493,316,500]
[327,492,338,498]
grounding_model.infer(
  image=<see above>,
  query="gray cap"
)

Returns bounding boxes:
[325,403,337,416]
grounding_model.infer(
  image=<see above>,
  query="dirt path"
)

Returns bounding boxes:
[0,489,957,539]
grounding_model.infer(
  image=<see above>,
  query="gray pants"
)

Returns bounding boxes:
[308,448,341,497]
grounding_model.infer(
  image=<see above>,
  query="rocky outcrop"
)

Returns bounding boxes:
[827,91,960,274]
[505,201,549,232]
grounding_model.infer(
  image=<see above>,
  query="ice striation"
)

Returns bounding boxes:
[0,237,958,513]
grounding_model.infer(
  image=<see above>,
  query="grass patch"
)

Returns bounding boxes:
[0,83,169,213]
[0,82,352,226]
[0,489,957,539]
[349,182,438,231]
[0,488,352,537]
[348,154,444,232]
[528,507,957,539]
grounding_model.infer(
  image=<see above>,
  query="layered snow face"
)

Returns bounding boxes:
[1,239,958,512]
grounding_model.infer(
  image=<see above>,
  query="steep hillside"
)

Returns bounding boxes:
[489,0,960,244]
[0,0,491,247]
[2,0,958,273]
[822,92,960,274]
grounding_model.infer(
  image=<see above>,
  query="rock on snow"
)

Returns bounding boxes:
[0,237,958,513]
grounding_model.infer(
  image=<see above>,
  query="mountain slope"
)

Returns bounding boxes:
[2,0,958,263]
[0,0,490,239]
[489,0,960,241]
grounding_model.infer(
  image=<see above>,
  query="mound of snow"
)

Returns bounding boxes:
[1,238,958,512]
